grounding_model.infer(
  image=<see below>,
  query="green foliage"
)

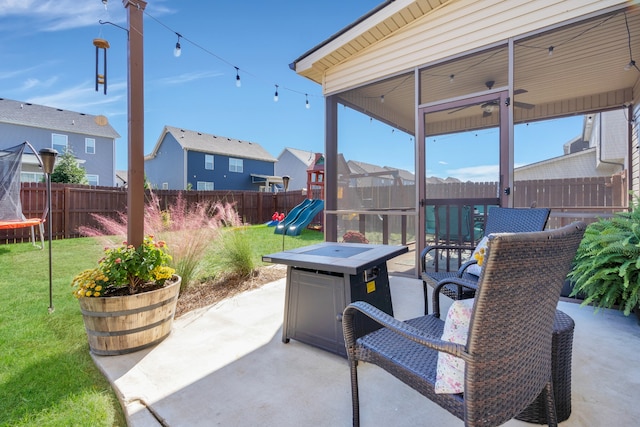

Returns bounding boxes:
[50,148,88,184]
[568,201,640,315]
[219,227,256,278]
[71,236,176,297]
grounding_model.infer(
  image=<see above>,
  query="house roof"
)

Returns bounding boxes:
[279,147,316,166]
[0,97,120,139]
[148,125,277,162]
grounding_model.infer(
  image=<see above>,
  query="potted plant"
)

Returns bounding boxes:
[71,235,182,355]
[568,201,640,322]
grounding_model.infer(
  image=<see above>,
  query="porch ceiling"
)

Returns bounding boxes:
[335,6,640,135]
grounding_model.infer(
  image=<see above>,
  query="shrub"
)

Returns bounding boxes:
[342,230,369,243]
[219,227,255,278]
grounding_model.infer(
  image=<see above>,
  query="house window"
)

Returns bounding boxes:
[86,174,99,186]
[52,133,68,154]
[205,154,214,170]
[21,172,44,183]
[162,182,169,190]
[229,158,243,173]
[197,181,214,190]
[85,138,95,154]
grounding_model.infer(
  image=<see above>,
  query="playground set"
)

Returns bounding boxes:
[272,153,324,236]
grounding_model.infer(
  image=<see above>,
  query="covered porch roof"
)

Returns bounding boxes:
[291,0,639,133]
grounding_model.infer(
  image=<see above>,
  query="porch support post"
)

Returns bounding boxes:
[325,95,338,242]
[123,0,146,247]
[501,38,515,207]
[415,68,425,275]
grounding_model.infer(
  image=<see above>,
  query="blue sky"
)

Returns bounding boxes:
[0,0,583,181]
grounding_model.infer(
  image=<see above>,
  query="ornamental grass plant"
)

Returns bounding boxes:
[79,191,242,292]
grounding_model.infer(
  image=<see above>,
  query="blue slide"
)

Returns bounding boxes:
[274,199,312,234]
[283,199,324,236]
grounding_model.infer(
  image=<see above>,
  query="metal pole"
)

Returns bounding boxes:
[47,173,53,313]
[281,176,290,251]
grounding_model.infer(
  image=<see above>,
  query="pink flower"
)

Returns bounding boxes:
[115,258,122,264]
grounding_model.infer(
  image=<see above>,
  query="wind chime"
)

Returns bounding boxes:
[93,38,110,95]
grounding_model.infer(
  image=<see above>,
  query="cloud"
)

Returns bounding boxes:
[152,71,224,86]
[446,164,499,182]
[0,0,174,32]
[20,76,58,91]
[27,80,126,115]
[438,160,448,165]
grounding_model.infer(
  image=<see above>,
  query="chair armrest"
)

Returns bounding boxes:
[420,244,476,272]
[456,259,478,276]
[432,278,478,319]
[342,301,467,360]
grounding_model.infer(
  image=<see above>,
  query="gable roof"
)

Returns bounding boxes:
[0,97,120,139]
[147,125,276,163]
[278,147,316,166]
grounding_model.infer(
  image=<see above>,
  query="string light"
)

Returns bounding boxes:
[174,33,182,57]
[449,74,455,83]
[102,0,108,10]
[140,8,316,108]
[380,95,385,103]
[547,46,554,57]
[624,13,639,72]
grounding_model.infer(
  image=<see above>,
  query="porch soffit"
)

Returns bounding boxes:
[335,4,640,134]
[292,0,453,83]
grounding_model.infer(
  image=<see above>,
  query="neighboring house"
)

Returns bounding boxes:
[347,160,408,187]
[515,110,627,180]
[274,148,316,191]
[144,125,277,191]
[0,97,120,186]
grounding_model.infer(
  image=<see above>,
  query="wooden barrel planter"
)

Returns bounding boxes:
[78,276,181,356]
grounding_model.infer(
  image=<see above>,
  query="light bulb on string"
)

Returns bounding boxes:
[380,95,385,103]
[174,33,182,57]
[235,67,241,87]
[625,60,636,71]
[548,46,554,57]
[274,85,279,102]
[305,94,310,109]
[449,74,455,83]
[102,0,108,10]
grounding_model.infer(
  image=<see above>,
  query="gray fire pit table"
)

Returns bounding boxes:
[262,242,408,357]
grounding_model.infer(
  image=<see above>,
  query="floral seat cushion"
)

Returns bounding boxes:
[434,298,474,394]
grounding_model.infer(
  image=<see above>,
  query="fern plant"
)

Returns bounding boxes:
[568,201,640,316]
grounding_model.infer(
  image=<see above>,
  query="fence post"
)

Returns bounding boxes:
[64,186,71,239]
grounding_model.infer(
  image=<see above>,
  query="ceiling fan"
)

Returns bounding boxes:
[449,81,535,116]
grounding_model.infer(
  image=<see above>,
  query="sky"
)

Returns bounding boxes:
[0,0,584,182]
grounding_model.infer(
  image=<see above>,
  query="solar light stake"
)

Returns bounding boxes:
[39,148,58,313]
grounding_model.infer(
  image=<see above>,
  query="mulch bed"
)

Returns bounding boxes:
[174,264,287,318]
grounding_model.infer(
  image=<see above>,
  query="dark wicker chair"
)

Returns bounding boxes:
[343,222,585,427]
[421,206,550,314]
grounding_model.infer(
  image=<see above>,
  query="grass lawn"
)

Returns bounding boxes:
[0,224,322,426]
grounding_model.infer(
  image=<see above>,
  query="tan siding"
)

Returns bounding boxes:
[323,0,627,95]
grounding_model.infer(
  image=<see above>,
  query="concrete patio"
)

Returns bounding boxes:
[94,275,640,426]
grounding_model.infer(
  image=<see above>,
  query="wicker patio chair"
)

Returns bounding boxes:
[421,206,550,314]
[343,221,585,427]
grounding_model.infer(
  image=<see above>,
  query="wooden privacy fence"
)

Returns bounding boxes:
[1,183,320,244]
[1,176,626,244]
